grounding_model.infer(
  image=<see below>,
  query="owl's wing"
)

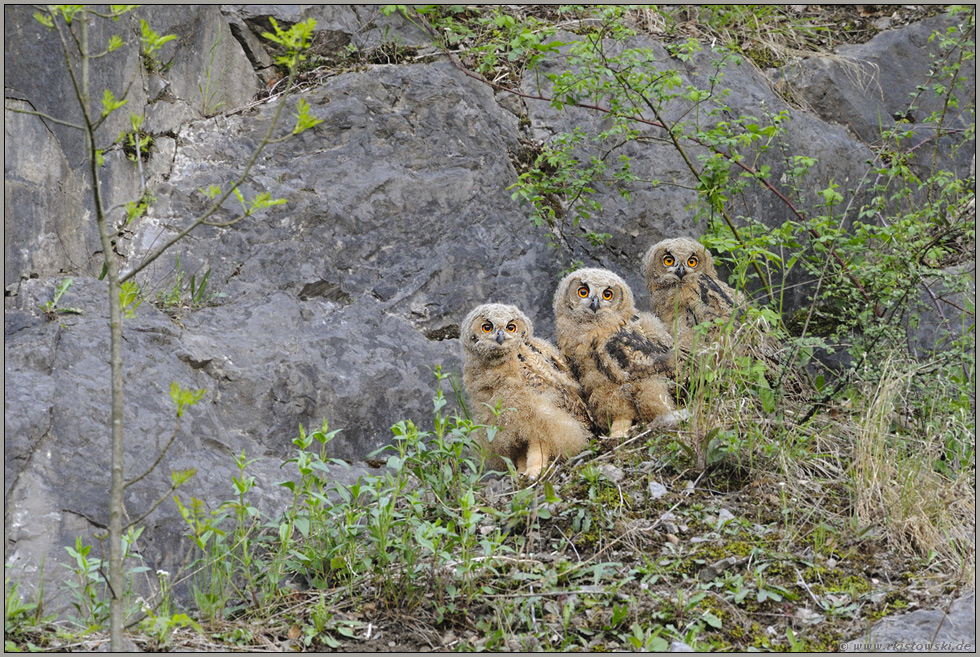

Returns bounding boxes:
[527,337,569,374]
[600,319,674,381]
[524,339,595,429]
[695,274,740,324]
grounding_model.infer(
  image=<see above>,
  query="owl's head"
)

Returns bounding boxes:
[642,237,717,290]
[461,303,533,361]
[554,267,636,324]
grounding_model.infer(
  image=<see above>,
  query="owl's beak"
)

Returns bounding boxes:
[674,267,687,280]
[589,296,600,312]
[495,330,505,344]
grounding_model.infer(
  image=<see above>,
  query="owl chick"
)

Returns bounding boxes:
[643,237,809,393]
[642,237,743,356]
[460,303,593,479]
[554,268,679,439]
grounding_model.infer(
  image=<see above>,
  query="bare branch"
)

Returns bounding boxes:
[4,104,85,130]
[120,69,302,283]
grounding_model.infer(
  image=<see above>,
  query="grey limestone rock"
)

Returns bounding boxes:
[3,6,974,620]
[842,592,976,652]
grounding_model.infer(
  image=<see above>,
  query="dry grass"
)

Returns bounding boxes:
[677,316,975,588]
[850,361,976,579]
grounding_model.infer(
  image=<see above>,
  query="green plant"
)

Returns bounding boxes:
[385,5,565,86]
[119,280,142,318]
[122,123,153,162]
[198,30,228,116]
[124,190,156,225]
[139,608,201,649]
[625,621,670,652]
[38,277,83,316]
[509,129,622,270]
[5,566,52,648]
[139,18,176,73]
[154,255,227,312]
[62,527,149,630]
[17,7,323,648]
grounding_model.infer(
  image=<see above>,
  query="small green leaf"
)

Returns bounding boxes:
[169,382,206,418]
[171,468,197,486]
[109,5,138,18]
[120,280,142,318]
[703,612,723,628]
[201,184,222,199]
[292,97,323,134]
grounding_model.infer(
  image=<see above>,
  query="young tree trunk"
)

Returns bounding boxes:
[74,16,125,650]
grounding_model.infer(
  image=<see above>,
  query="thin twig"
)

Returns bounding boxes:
[120,61,303,283]
[411,8,886,311]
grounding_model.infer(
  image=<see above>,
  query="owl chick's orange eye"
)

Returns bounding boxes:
[577,285,590,298]
[687,256,699,268]
[506,322,517,333]
[602,288,613,300]
[662,254,675,267]
[481,322,493,333]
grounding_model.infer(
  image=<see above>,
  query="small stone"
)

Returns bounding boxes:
[698,556,740,582]
[717,508,736,526]
[666,533,679,545]
[598,463,624,483]
[648,480,668,499]
[793,607,825,627]
[495,90,524,117]
[669,640,694,652]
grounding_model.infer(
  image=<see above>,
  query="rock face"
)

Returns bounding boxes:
[3,5,974,617]
[842,592,976,652]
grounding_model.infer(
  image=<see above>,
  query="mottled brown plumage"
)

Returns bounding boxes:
[461,303,592,478]
[643,237,742,355]
[554,268,680,439]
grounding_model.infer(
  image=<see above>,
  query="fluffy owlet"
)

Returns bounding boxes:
[460,303,593,479]
[554,268,679,439]
[642,237,742,355]
[643,237,809,393]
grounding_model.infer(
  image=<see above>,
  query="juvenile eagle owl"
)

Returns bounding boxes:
[642,237,742,355]
[554,268,679,439]
[460,303,592,479]
[643,237,809,393]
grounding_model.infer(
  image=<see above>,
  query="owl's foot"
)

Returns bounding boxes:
[607,417,632,440]
[523,440,549,479]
